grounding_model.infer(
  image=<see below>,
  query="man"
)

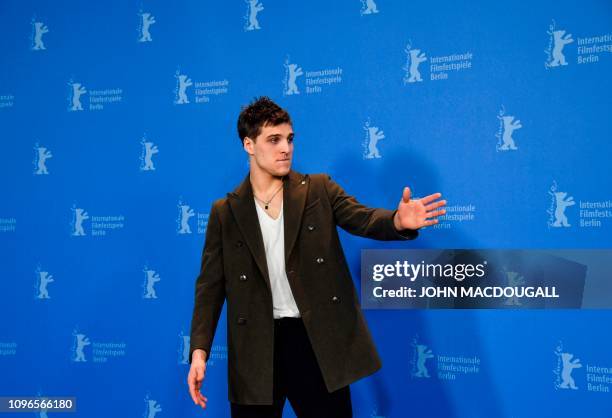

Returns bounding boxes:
[187,97,446,417]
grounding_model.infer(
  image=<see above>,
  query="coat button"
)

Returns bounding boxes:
[287,270,295,275]
[237,317,247,325]
[236,240,243,247]
[307,224,316,231]
[331,296,340,304]
[316,257,324,264]
[239,274,247,281]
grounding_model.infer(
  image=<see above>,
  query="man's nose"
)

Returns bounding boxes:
[278,139,291,153]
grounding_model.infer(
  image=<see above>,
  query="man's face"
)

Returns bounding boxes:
[244,122,294,177]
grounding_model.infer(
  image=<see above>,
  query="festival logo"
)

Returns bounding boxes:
[70,205,89,236]
[403,39,474,83]
[411,334,481,381]
[174,70,229,104]
[33,143,53,174]
[177,200,195,234]
[140,135,159,171]
[545,20,574,68]
[70,204,125,237]
[143,395,162,418]
[360,0,379,15]
[496,106,522,151]
[68,80,87,111]
[35,267,54,299]
[71,329,127,363]
[71,331,91,362]
[31,19,49,50]
[283,57,304,95]
[67,78,122,111]
[403,42,427,84]
[283,55,342,95]
[138,10,156,42]
[547,181,575,228]
[362,119,385,159]
[554,341,582,390]
[174,72,192,104]
[244,0,264,31]
[411,335,434,378]
[142,266,161,299]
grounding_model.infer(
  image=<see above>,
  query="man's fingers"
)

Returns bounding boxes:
[196,367,207,407]
[188,366,206,406]
[188,372,198,404]
[195,367,205,389]
[420,192,443,205]
[422,219,439,227]
[426,209,446,218]
[197,366,205,383]
[425,200,447,211]
[197,391,207,408]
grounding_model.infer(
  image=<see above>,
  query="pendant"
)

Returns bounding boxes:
[265,205,269,210]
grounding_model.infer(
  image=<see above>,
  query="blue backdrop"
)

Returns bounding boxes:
[1,0,611,417]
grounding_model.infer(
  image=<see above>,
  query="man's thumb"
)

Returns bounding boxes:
[195,366,204,382]
[402,187,411,203]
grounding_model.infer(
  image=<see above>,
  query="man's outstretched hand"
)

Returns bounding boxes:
[393,187,447,230]
[188,349,208,409]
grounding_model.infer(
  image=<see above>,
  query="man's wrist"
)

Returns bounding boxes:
[391,210,419,239]
[192,348,207,362]
[392,210,403,231]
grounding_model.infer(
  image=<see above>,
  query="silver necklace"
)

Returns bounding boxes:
[254,180,284,210]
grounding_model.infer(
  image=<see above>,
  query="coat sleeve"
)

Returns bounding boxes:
[322,174,419,241]
[189,201,226,364]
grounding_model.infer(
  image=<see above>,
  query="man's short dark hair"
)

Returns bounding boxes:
[237,96,292,144]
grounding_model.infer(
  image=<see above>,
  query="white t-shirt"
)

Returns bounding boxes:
[254,199,301,319]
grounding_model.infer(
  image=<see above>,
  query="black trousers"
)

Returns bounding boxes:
[231,317,352,418]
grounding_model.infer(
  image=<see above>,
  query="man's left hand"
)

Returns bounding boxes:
[393,187,447,230]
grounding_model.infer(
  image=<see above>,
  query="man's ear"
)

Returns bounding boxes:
[243,137,254,155]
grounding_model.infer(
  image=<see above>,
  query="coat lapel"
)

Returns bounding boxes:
[227,172,271,292]
[227,170,309,292]
[283,170,308,266]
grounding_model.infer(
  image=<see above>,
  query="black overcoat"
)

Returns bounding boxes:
[189,169,418,404]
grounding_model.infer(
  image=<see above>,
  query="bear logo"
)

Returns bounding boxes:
[559,352,582,390]
[404,44,427,83]
[552,191,575,227]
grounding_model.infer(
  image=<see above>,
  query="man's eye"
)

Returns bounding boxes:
[288,137,294,143]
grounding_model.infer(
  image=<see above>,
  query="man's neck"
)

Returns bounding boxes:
[249,165,285,197]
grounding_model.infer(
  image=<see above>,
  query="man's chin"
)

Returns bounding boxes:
[273,166,291,177]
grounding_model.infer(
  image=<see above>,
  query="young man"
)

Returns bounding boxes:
[187,97,446,417]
